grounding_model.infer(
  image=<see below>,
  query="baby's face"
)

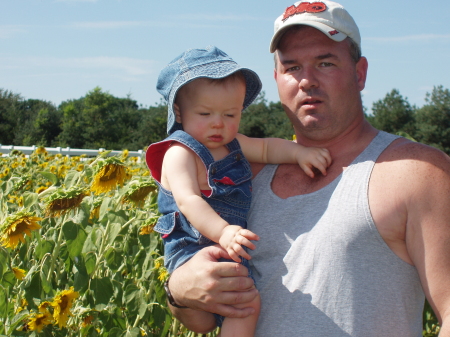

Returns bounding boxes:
[175,78,245,150]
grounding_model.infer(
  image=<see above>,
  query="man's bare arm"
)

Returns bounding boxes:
[167,245,258,331]
[398,143,450,335]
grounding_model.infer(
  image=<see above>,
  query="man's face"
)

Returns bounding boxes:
[274,26,368,144]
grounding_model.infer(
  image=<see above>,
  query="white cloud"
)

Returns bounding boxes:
[366,34,450,42]
[55,0,98,3]
[0,56,156,78]
[171,14,258,22]
[71,21,150,29]
[0,25,27,39]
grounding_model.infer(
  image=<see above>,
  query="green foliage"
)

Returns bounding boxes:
[0,89,24,145]
[414,85,450,154]
[0,150,218,336]
[57,87,142,150]
[367,86,450,156]
[239,93,293,139]
[133,101,168,147]
[366,89,416,136]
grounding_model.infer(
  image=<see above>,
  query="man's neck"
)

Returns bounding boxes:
[296,119,377,162]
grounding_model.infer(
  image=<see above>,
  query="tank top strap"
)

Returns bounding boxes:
[349,131,400,166]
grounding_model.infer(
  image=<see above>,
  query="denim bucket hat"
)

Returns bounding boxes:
[157,46,262,135]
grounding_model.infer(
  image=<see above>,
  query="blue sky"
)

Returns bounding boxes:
[2,0,449,113]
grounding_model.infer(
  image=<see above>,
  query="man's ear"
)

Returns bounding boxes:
[356,56,368,91]
[174,103,182,123]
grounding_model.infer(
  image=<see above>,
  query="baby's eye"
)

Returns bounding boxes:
[199,112,210,116]
[225,114,236,117]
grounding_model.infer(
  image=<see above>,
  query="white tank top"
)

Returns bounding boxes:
[248,131,424,336]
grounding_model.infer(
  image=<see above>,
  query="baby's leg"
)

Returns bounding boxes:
[219,288,260,337]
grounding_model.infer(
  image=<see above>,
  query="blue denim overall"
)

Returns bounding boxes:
[146,130,253,273]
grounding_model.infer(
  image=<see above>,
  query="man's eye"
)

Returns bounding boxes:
[199,113,210,116]
[225,114,235,117]
[286,66,299,72]
[320,62,334,67]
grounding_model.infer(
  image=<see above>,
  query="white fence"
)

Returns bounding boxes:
[0,145,144,158]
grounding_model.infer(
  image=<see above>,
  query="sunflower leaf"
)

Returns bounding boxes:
[38,171,58,185]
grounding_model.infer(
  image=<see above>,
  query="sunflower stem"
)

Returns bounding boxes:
[172,318,180,335]
[47,215,66,284]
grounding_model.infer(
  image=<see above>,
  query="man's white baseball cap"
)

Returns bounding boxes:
[270,0,361,53]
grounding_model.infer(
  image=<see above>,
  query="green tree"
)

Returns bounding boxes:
[57,87,141,150]
[239,93,294,139]
[414,85,450,154]
[366,89,416,136]
[133,101,168,149]
[14,99,61,146]
[0,89,22,145]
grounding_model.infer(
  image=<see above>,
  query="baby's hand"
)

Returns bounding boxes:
[219,225,260,263]
[296,146,332,178]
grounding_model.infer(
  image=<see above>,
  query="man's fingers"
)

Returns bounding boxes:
[213,260,252,279]
[215,287,259,307]
[213,303,256,319]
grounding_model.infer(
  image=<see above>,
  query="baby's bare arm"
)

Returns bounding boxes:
[236,133,331,177]
[163,144,259,260]
[163,144,229,242]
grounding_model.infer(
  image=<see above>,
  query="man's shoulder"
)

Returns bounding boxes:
[376,137,450,182]
[380,137,449,165]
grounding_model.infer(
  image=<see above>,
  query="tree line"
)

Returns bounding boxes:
[1,85,450,154]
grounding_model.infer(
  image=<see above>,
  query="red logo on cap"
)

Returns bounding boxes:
[329,30,339,36]
[282,2,327,21]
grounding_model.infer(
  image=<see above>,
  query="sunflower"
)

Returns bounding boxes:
[120,149,129,160]
[81,314,94,328]
[76,163,85,172]
[36,186,48,194]
[152,257,168,282]
[91,157,130,195]
[122,180,157,207]
[38,301,53,313]
[15,298,28,314]
[89,197,103,221]
[34,146,48,156]
[57,165,68,178]
[28,310,53,332]
[158,268,169,282]
[139,218,158,235]
[12,267,26,280]
[45,186,87,217]
[0,212,42,249]
[51,286,79,328]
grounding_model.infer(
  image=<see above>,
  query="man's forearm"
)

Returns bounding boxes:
[168,301,217,333]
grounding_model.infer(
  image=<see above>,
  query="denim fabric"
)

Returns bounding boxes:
[147,130,252,273]
[156,46,262,135]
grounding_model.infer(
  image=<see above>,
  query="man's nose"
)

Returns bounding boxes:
[299,68,319,91]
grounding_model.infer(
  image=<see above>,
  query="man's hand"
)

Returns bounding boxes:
[168,245,258,320]
[219,226,260,263]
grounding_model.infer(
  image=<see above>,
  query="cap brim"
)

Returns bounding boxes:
[269,21,348,53]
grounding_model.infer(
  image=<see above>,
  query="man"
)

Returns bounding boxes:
[163,1,450,335]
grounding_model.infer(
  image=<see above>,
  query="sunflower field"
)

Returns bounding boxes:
[0,148,218,336]
[0,147,441,337]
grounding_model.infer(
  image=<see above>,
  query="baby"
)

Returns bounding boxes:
[146,46,331,336]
